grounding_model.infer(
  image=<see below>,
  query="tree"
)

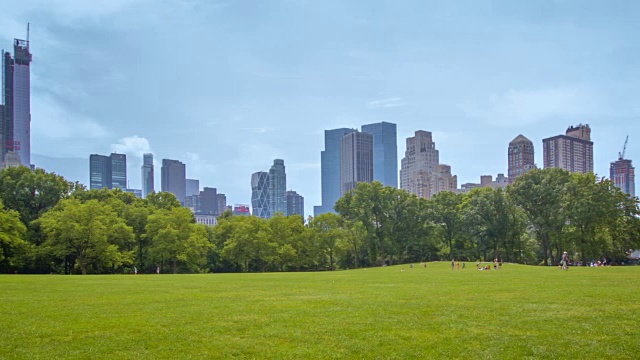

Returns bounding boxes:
[0,199,28,272]
[145,192,181,210]
[146,207,212,273]
[219,216,273,272]
[309,213,343,270]
[430,191,465,260]
[39,199,135,274]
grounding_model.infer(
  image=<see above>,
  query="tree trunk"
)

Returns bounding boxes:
[173,259,178,274]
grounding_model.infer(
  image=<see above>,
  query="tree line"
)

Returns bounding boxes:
[0,166,639,274]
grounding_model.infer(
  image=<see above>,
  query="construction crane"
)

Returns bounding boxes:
[619,135,629,160]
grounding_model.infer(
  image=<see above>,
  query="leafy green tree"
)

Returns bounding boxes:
[39,199,135,274]
[219,216,273,272]
[268,214,307,271]
[146,207,212,273]
[309,213,344,270]
[508,169,571,265]
[429,191,465,260]
[0,199,28,272]
[145,191,181,210]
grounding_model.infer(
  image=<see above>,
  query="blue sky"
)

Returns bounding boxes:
[1,0,639,216]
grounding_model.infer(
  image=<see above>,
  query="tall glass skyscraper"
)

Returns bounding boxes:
[361,122,398,188]
[90,154,111,190]
[269,159,287,216]
[251,171,270,219]
[314,128,356,216]
[141,153,154,198]
[1,36,32,167]
[340,131,374,195]
[110,153,127,190]
[286,190,304,218]
[161,159,186,205]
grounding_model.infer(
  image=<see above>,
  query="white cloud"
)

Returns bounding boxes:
[367,97,405,109]
[31,94,109,140]
[460,87,607,126]
[111,136,151,158]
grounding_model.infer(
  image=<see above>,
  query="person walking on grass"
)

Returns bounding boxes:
[561,251,569,271]
[134,267,137,275]
[451,259,455,270]
[156,266,160,275]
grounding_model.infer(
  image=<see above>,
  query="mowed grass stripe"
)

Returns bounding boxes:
[1,263,639,359]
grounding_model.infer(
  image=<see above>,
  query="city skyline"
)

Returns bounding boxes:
[2,1,639,216]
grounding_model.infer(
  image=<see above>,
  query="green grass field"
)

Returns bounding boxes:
[1,263,639,359]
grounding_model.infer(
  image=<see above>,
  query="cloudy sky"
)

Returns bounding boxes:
[1,0,639,215]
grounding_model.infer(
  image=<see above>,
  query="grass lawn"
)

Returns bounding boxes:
[1,262,639,359]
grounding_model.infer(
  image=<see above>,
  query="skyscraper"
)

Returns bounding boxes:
[90,154,111,190]
[543,124,594,174]
[340,131,374,195]
[161,159,186,205]
[400,131,440,198]
[269,159,287,216]
[216,193,227,216]
[361,122,398,188]
[314,128,356,216]
[186,179,200,197]
[611,158,635,198]
[110,153,127,190]
[141,153,154,198]
[508,135,536,184]
[251,171,270,219]
[199,187,218,215]
[286,190,304,218]
[1,34,33,167]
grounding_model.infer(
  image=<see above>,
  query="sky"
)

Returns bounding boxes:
[1,0,639,216]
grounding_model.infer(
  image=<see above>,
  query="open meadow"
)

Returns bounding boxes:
[1,262,639,359]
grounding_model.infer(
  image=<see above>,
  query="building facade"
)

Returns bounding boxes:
[216,193,227,215]
[110,153,127,190]
[251,171,270,219]
[508,135,536,184]
[89,154,111,190]
[269,159,287,216]
[340,131,374,196]
[432,164,457,196]
[1,37,32,167]
[233,204,251,216]
[141,153,154,198]
[610,158,635,197]
[126,189,142,198]
[543,124,594,174]
[199,187,218,215]
[161,159,186,205]
[186,179,200,197]
[195,214,217,227]
[286,190,304,218]
[400,131,440,197]
[361,122,398,188]
[314,128,356,216]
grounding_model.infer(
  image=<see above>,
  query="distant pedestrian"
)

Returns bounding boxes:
[451,259,455,270]
[462,262,466,269]
[156,266,160,275]
[561,251,569,271]
[134,267,138,275]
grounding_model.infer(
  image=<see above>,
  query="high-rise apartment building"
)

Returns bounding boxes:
[1,35,32,167]
[361,122,398,188]
[400,131,440,197]
[90,154,111,190]
[508,135,536,184]
[432,164,457,195]
[314,128,356,216]
[543,124,594,174]
[199,187,218,215]
[161,159,186,205]
[216,193,227,215]
[186,179,200,197]
[251,171,270,219]
[110,153,127,190]
[141,153,154,198]
[340,131,374,195]
[610,158,635,198]
[269,159,287,216]
[286,190,304,218]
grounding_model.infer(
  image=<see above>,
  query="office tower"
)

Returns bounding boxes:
[141,153,154,198]
[508,135,536,184]
[314,128,356,216]
[125,189,142,198]
[1,34,32,167]
[89,154,112,190]
[186,179,200,197]
[251,171,270,219]
[611,154,635,198]
[269,159,287,216]
[161,159,186,205]
[543,124,594,174]
[400,131,440,197]
[110,153,127,190]
[340,131,374,195]
[199,187,218,215]
[361,122,398,188]
[216,193,227,216]
[432,164,457,195]
[286,190,304,218]
[185,194,200,212]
